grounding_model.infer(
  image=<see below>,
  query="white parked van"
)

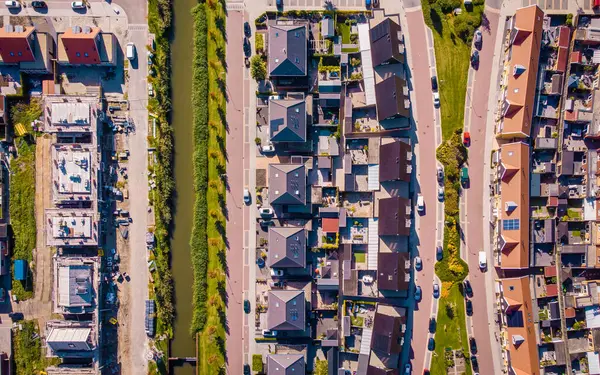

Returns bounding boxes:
[417,194,424,212]
[479,251,487,270]
[126,42,136,60]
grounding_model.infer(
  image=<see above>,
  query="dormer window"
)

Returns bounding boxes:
[505,201,517,213]
[513,64,526,76]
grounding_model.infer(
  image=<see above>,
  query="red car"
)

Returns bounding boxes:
[463,131,471,146]
[595,0,600,8]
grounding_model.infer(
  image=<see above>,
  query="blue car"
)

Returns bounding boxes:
[415,286,422,302]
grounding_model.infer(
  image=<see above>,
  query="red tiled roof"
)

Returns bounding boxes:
[0,25,35,63]
[322,217,339,233]
[564,109,578,122]
[545,284,558,297]
[42,80,55,95]
[544,266,557,277]
[571,51,582,64]
[61,27,101,64]
[558,26,571,48]
[548,196,558,207]
[556,46,568,73]
[565,307,576,318]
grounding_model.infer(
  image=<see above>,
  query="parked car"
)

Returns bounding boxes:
[31,1,46,8]
[244,21,251,37]
[471,356,479,371]
[417,194,425,212]
[262,329,277,337]
[244,364,251,375]
[463,131,471,146]
[404,363,412,375]
[433,283,440,298]
[243,37,251,56]
[262,144,275,153]
[270,269,283,277]
[4,0,20,8]
[479,251,487,270]
[243,188,251,204]
[428,337,435,351]
[466,299,473,316]
[461,167,469,187]
[437,187,445,202]
[71,0,85,8]
[429,317,436,333]
[415,256,422,271]
[474,29,482,49]
[269,281,284,288]
[431,75,438,91]
[259,207,274,217]
[243,299,251,313]
[464,280,473,297]
[147,83,154,97]
[471,50,479,68]
[433,92,440,108]
[470,337,478,354]
[415,285,422,302]
[436,246,443,261]
[437,166,444,183]
[126,42,136,60]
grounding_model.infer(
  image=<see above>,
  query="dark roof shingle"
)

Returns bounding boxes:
[268,24,307,76]
[268,227,306,268]
[370,18,404,67]
[269,99,307,142]
[269,164,307,205]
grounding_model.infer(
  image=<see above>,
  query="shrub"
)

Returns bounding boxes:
[315,360,328,375]
[437,0,461,14]
[250,55,267,81]
[566,13,573,27]
[252,354,263,372]
[256,33,265,53]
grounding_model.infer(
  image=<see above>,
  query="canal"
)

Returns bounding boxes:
[169,0,196,372]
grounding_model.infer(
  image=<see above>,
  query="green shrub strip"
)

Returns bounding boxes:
[190,3,209,334]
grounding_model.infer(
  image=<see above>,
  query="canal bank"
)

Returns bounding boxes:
[169,0,197,372]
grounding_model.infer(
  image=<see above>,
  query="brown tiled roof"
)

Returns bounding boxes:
[500,142,530,269]
[377,252,409,291]
[379,139,411,182]
[372,311,404,354]
[60,27,101,64]
[268,227,306,268]
[375,75,409,121]
[322,217,339,233]
[544,266,557,277]
[545,284,558,297]
[500,277,539,375]
[378,196,410,236]
[268,24,307,76]
[267,354,305,375]
[267,290,306,331]
[558,26,570,48]
[498,5,544,138]
[564,307,576,318]
[0,25,35,63]
[370,18,404,67]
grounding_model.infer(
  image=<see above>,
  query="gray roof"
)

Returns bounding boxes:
[268,227,306,268]
[370,18,404,67]
[267,354,305,375]
[321,17,334,38]
[58,264,93,309]
[268,24,307,76]
[269,99,307,142]
[269,164,306,205]
[375,75,410,121]
[267,290,306,331]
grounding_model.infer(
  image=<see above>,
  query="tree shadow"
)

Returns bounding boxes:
[216,46,227,72]
[217,106,229,132]
[215,16,227,42]
[217,248,229,275]
[215,220,230,249]
[217,279,228,305]
[217,306,230,335]
[430,8,443,35]
[220,173,231,192]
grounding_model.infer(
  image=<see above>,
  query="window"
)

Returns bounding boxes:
[76,52,81,57]
[509,286,515,291]
[9,52,14,57]
[503,219,520,231]
[18,52,22,56]
[84,52,89,57]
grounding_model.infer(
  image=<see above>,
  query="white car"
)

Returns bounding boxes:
[270,269,283,277]
[479,251,487,270]
[5,0,20,8]
[262,144,275,153]
[262,329,277,337]
[148,83,154,97]
[126,42,136,60]
[417,194,424,212]
[433,92,440,107]
[243,188,251,204]
[259,207,274,217]
[71,1,85,8]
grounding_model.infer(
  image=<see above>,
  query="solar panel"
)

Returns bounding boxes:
[503,219,520,231]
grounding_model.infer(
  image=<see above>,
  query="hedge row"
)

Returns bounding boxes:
[190,3,209,334]
[148,0,175,329]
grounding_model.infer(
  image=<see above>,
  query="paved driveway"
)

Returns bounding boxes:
[462,8,502,375]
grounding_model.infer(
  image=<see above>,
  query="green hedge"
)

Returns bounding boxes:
[190,3,209,334]
[148,0,175,330]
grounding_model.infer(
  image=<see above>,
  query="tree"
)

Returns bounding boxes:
[315,359,328,375]
[250,55,267,81]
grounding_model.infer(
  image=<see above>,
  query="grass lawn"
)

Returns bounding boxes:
[430,283,472,375]
[421,2,480,140]
[350,315,364,327]
[197,0,227,373]
[13,320,60,374]
[337,22,351,44]
[353,252,366,263]
[10,138,36,300]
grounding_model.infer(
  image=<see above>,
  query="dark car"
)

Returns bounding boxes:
[429,317,436,333]
[464,280,473,297]
[31,0,46,7]
[436,246,443,261]
[470,337,477,354]
[471,356,479,370]
[466,299,473,316]
[471,50,479,68]
[243,37,251,57]
[244,21,251,37]
[243,299,251,313]
[431,75,438,91]
[244,363,251,375]
[8,312,24,322]
[474,30,482,49]
[427,337,435,351]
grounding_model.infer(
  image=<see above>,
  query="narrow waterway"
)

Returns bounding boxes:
[169,0,196,372]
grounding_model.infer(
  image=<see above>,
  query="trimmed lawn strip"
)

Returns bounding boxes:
[430,283,471,375]
[10,137,36,301]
